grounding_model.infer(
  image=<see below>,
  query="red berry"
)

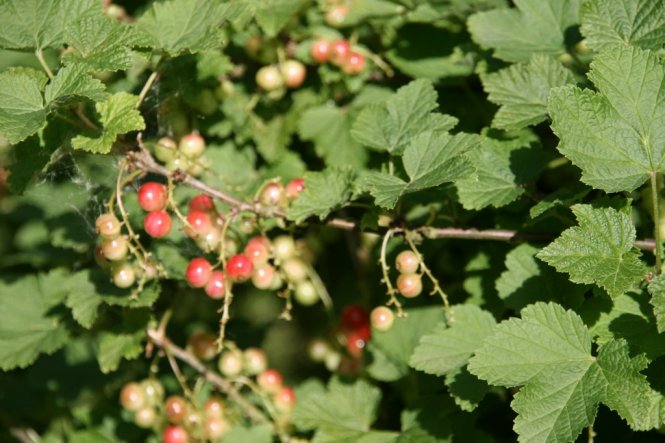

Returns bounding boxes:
[341,305,369,330]
[165,396,187,423]
[259,182,285,206]
[342,51,366,75]
[144,210,172,238]
[226,254,254,282]
[138,182,168,212]
[189,194,214,212]
[311,40,331,63]
[285,178,305,200]
[274,386,296,412]
[331,39,351,65]
[396,273,422,298]
[179,132,206,158]
[186,257,213,288]
[205,270,227,299]
[96,213,121,239]
[256,66,284,91]
[395,250,419,274]
[244,236,271,266]
[280,60,306,89]
[185,210,212,238]
[257,369,283,394]
[355,323,371,342]
[346,331,367,358]
[102,236,128,261]
[162,425,189,443]
[370,306,394,331]
[120,382,145,411]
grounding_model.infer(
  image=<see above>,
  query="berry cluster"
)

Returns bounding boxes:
[311,38,366,75]
[161,394,229,442]
[394,250,423,298]
[256,60,307,92]
[153,133,209,177]
[139,182,173,239]
[119,378,165,430]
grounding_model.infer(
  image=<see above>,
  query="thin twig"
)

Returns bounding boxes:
[379,228,404,317]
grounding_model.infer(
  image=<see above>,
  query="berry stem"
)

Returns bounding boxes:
[35,49,54,79]
[166,175,194,231]
[404,231,454,323]
[651,172,662,273]
[379,228,404,317]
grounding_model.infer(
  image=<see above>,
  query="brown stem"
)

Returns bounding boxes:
[146,328,272,427]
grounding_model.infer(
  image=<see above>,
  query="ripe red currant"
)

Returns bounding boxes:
[226,254,254,282]
[342,51,366,74]
[331,39,351,65]
[155,136,178,163]
[370,306,395,331]
[311,39,331,63]
[274,386,296,412]
[346,331,367,358]
[187,331,217,361]
[185,210,212,238]
[257,369,283,394]
[189,194,214,212]
[102,236,128,261]
[185,257,213,288]
[340,305,369,330]
[285,178,305,200]
[165,395,187,423]
[138,182,168,212]
[280,60,307,89]
[111,262,136,288]
[179,132,206,158]
[258,181,286,206]
[395,250,419,274]
[218,349,244,377]
[204,270,227,299]
[243,347,268,375]
[162,425,189,443]
[256,66,284,91]
[95,213,121,239]
[120,382,145,411]
[244,236,271,266]
[396,273,423,298]
[144,210,172,238]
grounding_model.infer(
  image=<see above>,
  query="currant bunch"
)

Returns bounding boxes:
[394,250,423,298]
[310,38,366,75]
[153,133,210,177]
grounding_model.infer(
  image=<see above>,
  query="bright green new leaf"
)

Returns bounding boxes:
[44,64,107,104]
[469,303,665,441]
[410,305,496,376]
[537,204,647,298]
[72,92,145,154]
[0,67,48,144]
[291,377,381,440]
[363,131,477,209]
[0,0,99,50]
[137,0,228,54]
[482,55,574,130]
[648,274,665,333]
[351,79,457,155]
[467,0,581,63]
[97,331,145,374]
[63,16,144,72]
[581,0,665,52]
[0,270,71,370]
[549,45,665,192]
[366,306,443,381]
[287,167,355,223]
[456,131,546,210]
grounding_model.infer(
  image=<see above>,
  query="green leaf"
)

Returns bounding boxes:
[581,0,665,52]
[299,104,367,168]
[137,0,228,54]
[529,186,590,219]
[71,92,145,153]
[549,45,665,192]
[196,50,233,81]
[445,366,489,412]
[496,244,587,311]
[456,131,545,210]
[0,270,70,370]
[363,131,477,209]
[0,0,100,50]
[203,142,258,198]
[97,332,145,374]
[45,64,107,104]
[648,274,665,333]
[222,425,272,443]
[468,0,581,63]
[292,377,381,439]
[351,79,457,155]
[255,0,308,37]
[366,306,444,381]
[287,167,355,223]
[537,204,647,298]
[342,0,402,26]
[410,305,497,376]
[0,67,47,144]
[63,16,142,72]
[7,135,54,194]
[482,55,574,130]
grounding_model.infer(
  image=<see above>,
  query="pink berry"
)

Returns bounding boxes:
[205,270,227,299]
[342,51,366,74]
[274,386,296,412]
[138,182,168,212]
[311,39,331,63]
[395,250,419,274]
[226,254,254,282]
[120,382,145,411]
[285,178,305,200]
[259,182,285,206]
[280,60,306,89]
[396,273,423,298]
[185,210,212,238]
[102,236,128,261]
[95,213,121,239]
[162,425,189,443]
[331,39,351,65]
[189,194,214,212]
[257,369,283,394]
[244,236,271,266]
[370,306,395,331]
[179,132,206,158]
[165,395,187,423]
[251,263,278,290]
[186,258,213,288]
[144,210,172,238]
